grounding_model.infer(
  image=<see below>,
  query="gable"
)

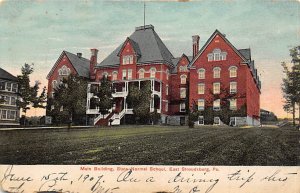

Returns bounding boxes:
[189,30,247,68]
[177,55,190,72]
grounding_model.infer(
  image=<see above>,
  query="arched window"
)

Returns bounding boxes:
[150,67,156,78]
[213,67,221,78]
[52,80,58,89]
[112,71,118,81]
[229,66,237,77]
[59,65,70,76]
[180,74,187,84]
[198,68,205,79]
[102,72,108,79]
[138,68,145,79]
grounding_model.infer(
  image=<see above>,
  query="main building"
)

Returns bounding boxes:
[47,25,261,126]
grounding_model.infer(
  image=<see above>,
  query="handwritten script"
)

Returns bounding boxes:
[0,165,298,193]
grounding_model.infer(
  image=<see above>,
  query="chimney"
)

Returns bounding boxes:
[192,35,200,58]
[77,53,82,58]
[90,48,98,80]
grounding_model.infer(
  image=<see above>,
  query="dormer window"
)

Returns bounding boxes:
[207,48,227,61]
[123,55,133,65]
[150,67,156,78]
[179,65,188,72]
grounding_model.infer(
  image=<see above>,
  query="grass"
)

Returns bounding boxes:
[0,125,299,165]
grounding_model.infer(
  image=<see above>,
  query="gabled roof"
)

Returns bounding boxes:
[98,25,174,68]
[47,51,90,79]
[0,68,17,82]
[171,54,192,74]
[188,29,247,68]
[117,37,141,57]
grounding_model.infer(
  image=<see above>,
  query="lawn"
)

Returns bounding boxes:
[0,125,299,165]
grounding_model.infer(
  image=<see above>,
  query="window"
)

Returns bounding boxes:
[230,99,237,110]
[102,72,108,79]
[8,110,16,120]
[166,69,170,80]
[198,116,204,125]
[230,82,237,94]
[198,68,205,79]
[213,67,221,78]
[150,68,156,78]
[198,83,205,94]
[0,81,5,90]
[12,83,18,92]
[198,99,205,110]
[165,102,168,112]
[207,48,227,61]
[229,66,237,77]
[1,110,7,119]
[122,70,126,80]
[180,75,187,84]
[112,71,118,81]
[213,83,220,94]
[4,96,9,105]
[122,55,133,65]
[213,99,220,110]
[11,97,16,106]
[127,69,132,80]
[166,85,169,95]
[180,88,186,98]
[59,65,70,76]
[180,102,186,112]
[52,80,58,89]
[214,117,220,125]
[179,65,188,72]
[138,68,145,79]
[6,83,12,91]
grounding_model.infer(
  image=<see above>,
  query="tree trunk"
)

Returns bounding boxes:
[292,102,295,126]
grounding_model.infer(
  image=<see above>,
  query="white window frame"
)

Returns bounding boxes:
[198,83,205,94]
[180,74,187,85]
[230,99,237,110]
[0,109,16,120]
[122,55,133,65]
[166,69,170,80]
[150,67,156,78]
[198,99,205,111]
[229,66,238,78]
[180,102,186,112]
[127,69,132,80]
[112,71,118,81]
[165,102,168,112]
[213,99,221,111]
[213,67,221,78]
[198,116,204,125]
[60,65,70,76]
[52,80,58,89]
[122,70,127,80]
[214,117,221,125]
[198,68,205,79]
[102,72,108,79]
[12,83,18,92]
[213,82,220,94]
[230,82,237,94]
[180,88,186,99]
[138,68,145,79]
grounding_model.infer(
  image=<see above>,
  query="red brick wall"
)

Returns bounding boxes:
[47,53,78,97]
[189,33,259,119]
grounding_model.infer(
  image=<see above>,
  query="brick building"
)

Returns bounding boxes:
[47,25,261,126]
[0,68,20,125]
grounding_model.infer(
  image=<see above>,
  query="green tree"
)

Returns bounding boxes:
[17,63,47,125]
[127,80,152,124]
[51,74,87,128]
[282,45,300,126]
[95,77,114,118]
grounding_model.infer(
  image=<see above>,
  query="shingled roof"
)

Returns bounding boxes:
[97,25,174,68]
[238,48,251,61]
[47,51,90,79]
[0,68,17,81]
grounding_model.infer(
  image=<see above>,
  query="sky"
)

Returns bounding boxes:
[0,0,299,118]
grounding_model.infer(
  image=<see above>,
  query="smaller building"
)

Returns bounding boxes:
[260,109,278,122]
[0,68,20,125]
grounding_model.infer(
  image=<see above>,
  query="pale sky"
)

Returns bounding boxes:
[0,0,299,118]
